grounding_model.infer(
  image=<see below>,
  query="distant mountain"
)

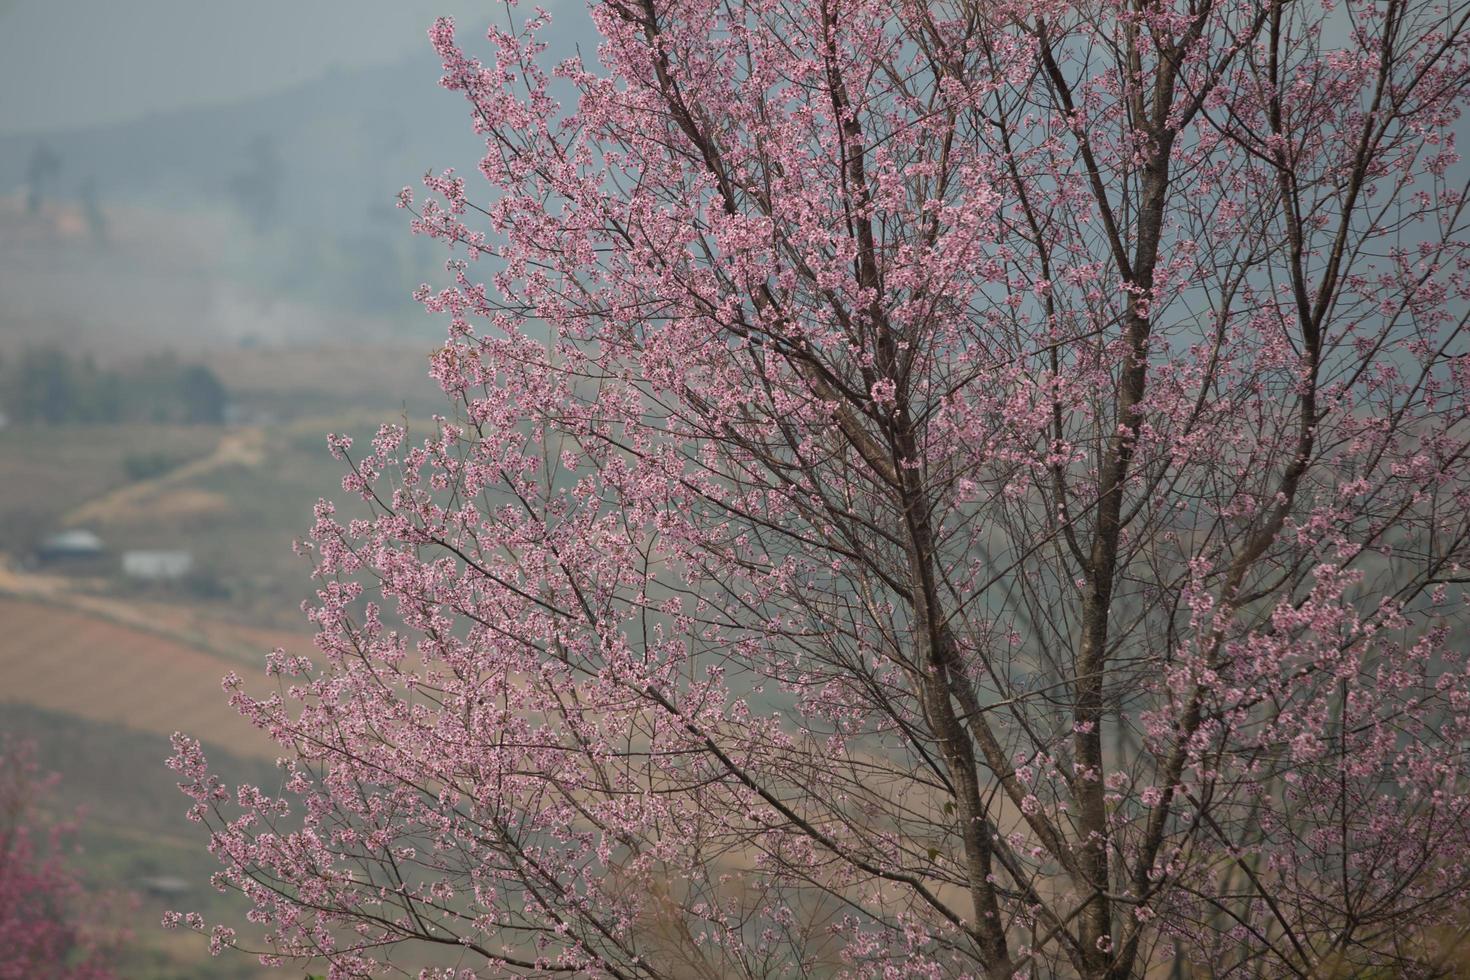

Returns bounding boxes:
[0,54,486,235]
[0,56,506,331]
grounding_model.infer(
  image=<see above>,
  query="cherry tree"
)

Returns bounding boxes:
[171,0,1470,974]
[0,737,119,980]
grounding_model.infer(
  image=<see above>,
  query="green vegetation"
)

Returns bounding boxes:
[122,451,190,481]
[0,347,226,425]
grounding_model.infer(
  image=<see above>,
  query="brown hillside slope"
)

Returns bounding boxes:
[0,596,276,758]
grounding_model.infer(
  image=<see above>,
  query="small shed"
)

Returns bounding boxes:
[121,550,194,581]
[35,529,105,562]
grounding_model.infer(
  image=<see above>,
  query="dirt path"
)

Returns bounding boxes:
[62,426,265,527]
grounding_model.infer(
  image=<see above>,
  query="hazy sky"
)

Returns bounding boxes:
[0,0,586,134]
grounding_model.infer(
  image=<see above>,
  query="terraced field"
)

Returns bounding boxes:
[0,595,277,758]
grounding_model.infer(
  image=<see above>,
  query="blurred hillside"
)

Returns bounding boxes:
[0,55,487,329]
[0,53,487,215]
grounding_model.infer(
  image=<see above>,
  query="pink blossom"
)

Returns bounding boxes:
[170,0,1470,976]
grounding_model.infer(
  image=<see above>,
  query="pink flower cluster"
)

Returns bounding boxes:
[170,0,1470,975]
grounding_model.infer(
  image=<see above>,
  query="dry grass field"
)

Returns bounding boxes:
[0,595,276,758]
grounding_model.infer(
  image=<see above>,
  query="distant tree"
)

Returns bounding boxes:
[24,144,60,216]
[6,348,119,424]
[0,737,119,980]
[177,365,226,425]
[2,349,226,426]
[172,0,1470,976]
[70,354,120,424]
[10,347,77,424]
[79,178,107,244]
